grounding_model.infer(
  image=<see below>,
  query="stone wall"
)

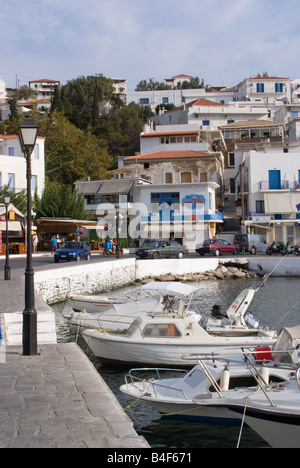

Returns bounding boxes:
[34,258,136,305]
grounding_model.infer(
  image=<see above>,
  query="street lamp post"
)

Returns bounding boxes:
[3,193,11,280]
[18,117,39,356]
[115,205,120,258]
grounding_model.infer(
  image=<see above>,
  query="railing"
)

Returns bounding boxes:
[259,180,289,190]
[124,368,189,400]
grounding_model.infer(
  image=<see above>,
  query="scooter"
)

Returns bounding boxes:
[103,245,124,257]
[287,244,300,256]
[266,241,285,255]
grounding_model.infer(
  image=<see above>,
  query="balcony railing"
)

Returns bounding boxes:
[259,180,290,190]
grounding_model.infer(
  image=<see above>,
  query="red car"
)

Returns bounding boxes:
[196,239,239,256]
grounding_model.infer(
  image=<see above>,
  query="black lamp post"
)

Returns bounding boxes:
[115,205,120,258]
[18,117,39,356]
[3,193,11,280]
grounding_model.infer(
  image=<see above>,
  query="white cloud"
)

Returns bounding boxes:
[1,0,300,89]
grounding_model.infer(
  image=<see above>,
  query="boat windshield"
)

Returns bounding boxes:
[143,323,181,338]
[125,320,140,337]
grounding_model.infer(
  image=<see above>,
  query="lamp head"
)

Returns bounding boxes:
[18,118,39,155]
[3,193,10,206]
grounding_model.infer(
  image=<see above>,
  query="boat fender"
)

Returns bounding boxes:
[220,365,230,391]
[296,368,300,392]
[257,363,269,386]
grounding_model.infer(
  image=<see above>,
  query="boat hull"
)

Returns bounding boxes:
[82,332,276,367]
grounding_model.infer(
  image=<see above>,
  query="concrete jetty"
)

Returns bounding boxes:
[0,267,149,448]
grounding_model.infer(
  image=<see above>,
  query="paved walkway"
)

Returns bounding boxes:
[0,265,149,448]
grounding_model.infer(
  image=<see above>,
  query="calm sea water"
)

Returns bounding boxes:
[53,276,300,449]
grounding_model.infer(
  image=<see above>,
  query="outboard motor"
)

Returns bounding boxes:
[211,304,227,320]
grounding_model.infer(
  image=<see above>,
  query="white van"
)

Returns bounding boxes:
[233,233,268,255]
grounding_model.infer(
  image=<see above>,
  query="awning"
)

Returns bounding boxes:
[264,192,300,214]
[75,182,102,194]
[0,221,23,232]
[97,180,133,195]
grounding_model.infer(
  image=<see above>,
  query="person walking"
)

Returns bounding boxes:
[51,235,57,254]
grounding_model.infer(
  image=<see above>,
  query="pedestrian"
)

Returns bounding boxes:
[32,233,38,253]
[51,235,57,254]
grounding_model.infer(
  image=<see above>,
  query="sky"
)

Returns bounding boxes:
[1,0,300,91]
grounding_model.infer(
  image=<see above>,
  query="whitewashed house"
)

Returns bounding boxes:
[151,97,269,130]
[0,134,45,197]
[234,143,300,244]
[122,124,224,247]
[235,76,292,105]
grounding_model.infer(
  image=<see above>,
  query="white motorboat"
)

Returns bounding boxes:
[65,281,198,318]
[65,293,127,316]
[119,326,300,445]
[82,285,278,367]
[68,282,199,331]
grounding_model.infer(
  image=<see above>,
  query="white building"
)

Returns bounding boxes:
[127,88,235,112]
[0,80,7,102]
[0,134,45,197]
[151,98,269,130]
[234,144,300,244]
[235,76,292,105]
[29,79,60,104]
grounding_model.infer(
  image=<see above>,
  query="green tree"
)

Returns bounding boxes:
[0,185,27,214]
[63,75,114,130]
[34,182,87,219]
[45,110,112,185]
[105,103,144,158]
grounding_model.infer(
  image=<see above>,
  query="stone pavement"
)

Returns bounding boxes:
[0,260,149,448]
[0,343,149,448]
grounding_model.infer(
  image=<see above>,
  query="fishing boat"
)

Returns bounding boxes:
[65,293,127,316]
[82,283,278,367]
[119,326,300,446]
[65,281,198,318]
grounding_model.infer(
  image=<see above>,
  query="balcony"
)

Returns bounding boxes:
[259,180,290,191]
[141,210,223,223]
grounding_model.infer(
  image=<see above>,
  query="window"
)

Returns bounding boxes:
[165,172,173,183]
[143,323,181,338]
[8,173,15,190]
[181,172,192,183]
[200,172,208,182]
[32,175,38,192]
[33,144,39,159]
[229,153,235,167]
[139,98,149,105]
[144,162,149,169]
[8,147,14,156]
[202,120,210,126]
[256,83,265,93]
[275,83,283,93]
[162,97,169,104]
[256,200,265,214]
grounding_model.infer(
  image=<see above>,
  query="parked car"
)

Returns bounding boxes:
[136,240,188,259]
[196,239,239,256]
[54,241,91,263]
[233,233,268,255]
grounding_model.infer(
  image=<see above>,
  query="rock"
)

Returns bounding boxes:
[214,271,225,280]
[233,271,246,278]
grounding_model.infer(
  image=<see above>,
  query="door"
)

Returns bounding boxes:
[269,170,281,190]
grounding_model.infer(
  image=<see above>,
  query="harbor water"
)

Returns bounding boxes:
[53,276,300,449]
